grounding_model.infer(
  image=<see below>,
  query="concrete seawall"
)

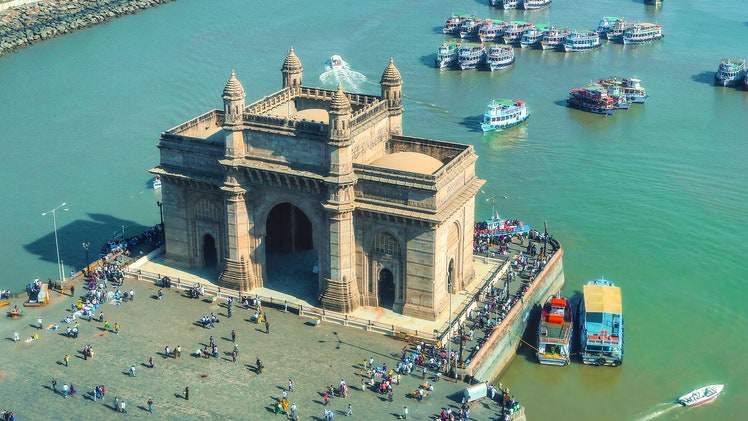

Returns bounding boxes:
[467,248,566,383]
[0,0,175,58]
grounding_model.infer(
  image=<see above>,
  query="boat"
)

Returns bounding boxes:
[567,86,618,115]
[596,16,624,35]
[480,98,529,132]
[563,31,601,52]
[598,77,648,103]
[521,0,552,10]
[478,20,507,43]
[458,45,486,70]
[492,0,519,10]
[503,21,535,45]
[602,84,630,109]
[579,279,623,366]
[152,175,162,189]
[622,23,663,45]
[519,24,549,49]
[605,20,633,42]
[442,14,465,35]
[486,45,515,71]
[539,27,570,50]
[714,58,746,87]
[435,42,460,69]
[536,295,573,366]
[678,385,724,407]
[475,212,531,237]
[459,17,482,40]
[329,55,344,70]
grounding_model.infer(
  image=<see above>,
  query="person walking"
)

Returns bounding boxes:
[129,365,136,377]
[148,356,155,368]
[64,354,70,367]
[184,386,189,400]
[176,345,182,358]
[51,378,57,393]
[147,398,154,414]
[345,403,353,416]
[402,406,408,419]
[70,284,75,297]
[265,319,270,334]
[231,329,236,342]
[114,323,120,335]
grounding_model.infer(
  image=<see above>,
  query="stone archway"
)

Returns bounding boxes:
[202,234,218,268]
[378,268,395,309]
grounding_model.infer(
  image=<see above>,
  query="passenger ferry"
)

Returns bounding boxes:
[567,86,618,115]
[540,27,570,50]
[479,20,507,43]
[443,14,465,35]
[458,45,486,70]
[522,0,552,10]
[475,211,531,236]
[605,20,633,42]
[563,31,601,52]
[622,23,663,45]
[459,17,482,39]
[598,77,648,103]
[596,16,624,35]
[486,45,515,71]
[435,42,460,69]
[480,98,529,132]
[329,55,344,70]
[714,58,746,87]
[492,0,519,10]
[520,24,549,49]
[536,295,573,366]
[503,21,535,45]
[579,279,624,366]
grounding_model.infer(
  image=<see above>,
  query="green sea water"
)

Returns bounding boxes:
[0,0,746,419]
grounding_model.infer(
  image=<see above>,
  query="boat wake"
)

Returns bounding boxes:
[636,403,680,421]
[319,58,368,91]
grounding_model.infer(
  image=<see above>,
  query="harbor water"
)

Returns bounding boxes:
[0,0,746,419]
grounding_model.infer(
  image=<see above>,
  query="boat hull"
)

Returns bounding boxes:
[563,44,600,52]
[623,34,663,45]
[481,114,529,132]
[567,98,614,115]
[537,354,570,366]
[488,60,515,71]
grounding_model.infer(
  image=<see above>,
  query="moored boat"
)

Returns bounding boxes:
[521,0,552,10]
[478,20,507,43]
[480,98,529,132]
[537,295,573,366]
[605,20,633,42]
[563,31,601,52]
[579,279,623,366]
[492,0,519,10]
[458,45,486,70]
[520,24,549,49]
[622,23,663,45]
[486,45,515,71]
[329,55,344,70]
[435,42,460,69]
[567,86,617,115]
[596,16,624,35]
[443,14,465,35]
[540,27,570,50]
[503,21,535,45]
[475,212,531,235]
[598,77,648,103]
[714,58,746,87]
[152,175,162,189]
[459,17,482,40]
[678,385,724,407]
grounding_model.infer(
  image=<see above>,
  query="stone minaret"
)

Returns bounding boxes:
[222,70,246,158]
[380,57,403,135]
[320,85,359,312]
[281,47,303,92]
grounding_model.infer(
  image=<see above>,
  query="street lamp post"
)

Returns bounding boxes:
[447,276,453,376]
[42,202,68,285]
[157,200,165,238]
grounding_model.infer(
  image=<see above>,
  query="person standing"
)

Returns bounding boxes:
[64,354,70,367]
[51,378,57,393]
[148,356,155,368]
[114,323,120,335]
[147,398,154,414]
[345,403,353,416]
[184,386,189,400]
[176,345,182,358]
[402,406,408,419]
[129,365,136,377]
[231,329,236,342]
[70,284,75,297]
[265,319,270,334]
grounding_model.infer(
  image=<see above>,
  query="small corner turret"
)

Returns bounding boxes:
[281,47,303,92]
[222,70,246,158]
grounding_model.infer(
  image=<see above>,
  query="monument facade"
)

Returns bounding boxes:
[153,49,484,320]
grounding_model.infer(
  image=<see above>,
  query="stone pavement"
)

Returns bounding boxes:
[0,279,511,420]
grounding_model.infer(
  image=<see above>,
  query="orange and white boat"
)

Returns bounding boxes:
[536,295,573,366]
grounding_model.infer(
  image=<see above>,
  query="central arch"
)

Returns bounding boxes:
[264,202,318,302]
[378,268,395,309]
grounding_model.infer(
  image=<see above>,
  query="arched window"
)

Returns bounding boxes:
[373,232,399,256]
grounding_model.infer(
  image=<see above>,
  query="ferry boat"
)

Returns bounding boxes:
[536,295,573,366]
[459,17,482,39]
[519,24,549,49]
[443,14,465,35]
[435,42,460,69]
[478,20,507,43]
[475,211,531,236]
[603,84,630,110]
[605,20,633,42]
[503,21,535,45]
[598,77,648,103]
[480,99,529,132]
[329,55,344,70]
[596,16,624,36]
[492,0,519,9]
[486,45,515,71]
[622,23,663,45]
[521,0,552,10]
[567,86,618,115]
[458,45,486,70]
[563,31,601,52]
[714,58,746,87]
[152,175,162,189]
[579,279,623,366]
[678,385,724,407]
[540,27,570,50]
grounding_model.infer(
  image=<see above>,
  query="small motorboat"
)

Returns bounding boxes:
[329,55,344,70]
[152,175,162,189]
[677,384,724,407]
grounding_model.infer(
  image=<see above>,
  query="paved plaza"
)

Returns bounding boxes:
[0,279,512,420]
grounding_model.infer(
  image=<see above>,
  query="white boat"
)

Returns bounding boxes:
[152,175,162,189]
[486,45,515,71]
[480,98,529,132]
[329,55,344,70]
[622,23,663,45]
[678,384,724,407]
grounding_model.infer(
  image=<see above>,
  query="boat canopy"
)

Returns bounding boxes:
[583,283,622,314]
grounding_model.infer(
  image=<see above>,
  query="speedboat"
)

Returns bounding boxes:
[152,175,162,189]
[678,385,724,407]
[329,55,344,70]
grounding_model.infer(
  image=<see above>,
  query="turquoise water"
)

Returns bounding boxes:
[0,0,746,419]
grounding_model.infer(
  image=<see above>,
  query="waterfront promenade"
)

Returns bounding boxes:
[0,278,513,419]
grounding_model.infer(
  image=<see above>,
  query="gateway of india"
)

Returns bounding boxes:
[153,49,484,320]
